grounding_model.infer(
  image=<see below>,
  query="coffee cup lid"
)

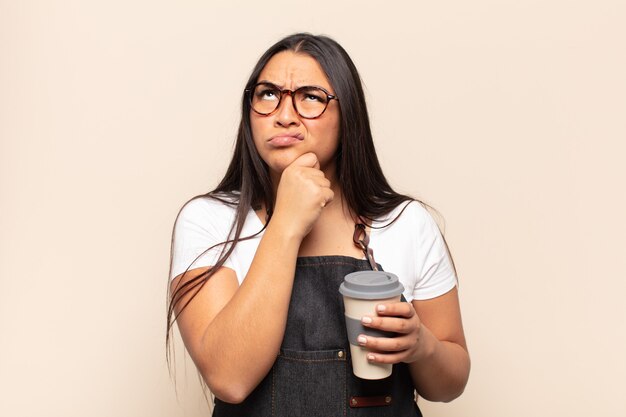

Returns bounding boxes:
[339,271,404,300]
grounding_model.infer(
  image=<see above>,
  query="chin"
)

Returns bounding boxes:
[264,150,305,173]
[268,160,295,175]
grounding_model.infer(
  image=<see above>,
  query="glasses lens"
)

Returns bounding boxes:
[250,84,331,118]
[251,84,281,115]
[294,87,328,118]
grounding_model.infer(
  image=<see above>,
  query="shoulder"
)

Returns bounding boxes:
[177,193,239,222]
[371,200,440,262]
[374,200,439,236]
[174,193,241,239]
[170,193,241,281]
[373,200,457,301]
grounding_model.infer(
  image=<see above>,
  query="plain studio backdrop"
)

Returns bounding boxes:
[1,1,625,416]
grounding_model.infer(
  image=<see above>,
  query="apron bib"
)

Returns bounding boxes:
[213,255,423,417]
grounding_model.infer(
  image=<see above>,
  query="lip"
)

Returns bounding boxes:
[268,132,304,147]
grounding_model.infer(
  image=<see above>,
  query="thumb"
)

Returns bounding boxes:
[291,152,320,170]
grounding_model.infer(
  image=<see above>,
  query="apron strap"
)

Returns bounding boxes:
[353,223,378,271]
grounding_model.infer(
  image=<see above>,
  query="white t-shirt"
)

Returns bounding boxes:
[170,195,457,301]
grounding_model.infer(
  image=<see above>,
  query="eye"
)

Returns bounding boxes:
[254,85,280,101]
[299,88,328,103]
[304,94,322,102]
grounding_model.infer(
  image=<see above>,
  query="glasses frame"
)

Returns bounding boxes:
[245,82,339,120]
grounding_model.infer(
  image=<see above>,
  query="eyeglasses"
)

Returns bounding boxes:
[246,82,338,119]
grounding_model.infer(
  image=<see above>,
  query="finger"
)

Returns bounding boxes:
[291,152,320,169]
[364,351,409,365]
[357,333,415,353]
[375,302,415,318]
[323,189,334,204]
[361,315,415,334]
[311,177,331,188]
[300,167,326,178]
[319,191,335,208]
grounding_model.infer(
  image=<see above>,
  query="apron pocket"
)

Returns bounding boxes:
[347,362,420,417]
[272,348,347,417]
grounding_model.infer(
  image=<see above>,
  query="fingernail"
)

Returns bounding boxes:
[357,335,367,345]
[367,354,375,361]
[377,304,386,312]
[361,316,372,324]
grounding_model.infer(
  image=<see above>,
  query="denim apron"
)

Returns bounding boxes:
[212,254,423,416]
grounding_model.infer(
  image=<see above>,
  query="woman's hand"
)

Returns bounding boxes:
[272,152,334,240]
[358,302,435,365]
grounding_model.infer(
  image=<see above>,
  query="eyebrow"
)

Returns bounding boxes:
[257,79,331,92]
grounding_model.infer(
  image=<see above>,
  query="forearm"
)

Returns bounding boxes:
[198,220,302,402]
[408,325,470,402]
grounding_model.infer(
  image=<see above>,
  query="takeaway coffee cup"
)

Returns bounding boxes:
[339,271,404,379]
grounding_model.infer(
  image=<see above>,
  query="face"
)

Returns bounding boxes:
[250,51,340,176]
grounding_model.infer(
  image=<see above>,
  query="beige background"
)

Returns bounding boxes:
[1,0,625,416]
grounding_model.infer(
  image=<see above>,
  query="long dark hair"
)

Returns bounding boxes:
[166,33,454,366]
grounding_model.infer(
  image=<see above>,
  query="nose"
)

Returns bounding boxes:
[274,92,300,127]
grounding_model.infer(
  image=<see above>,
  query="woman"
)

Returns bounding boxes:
[167,33,470,416]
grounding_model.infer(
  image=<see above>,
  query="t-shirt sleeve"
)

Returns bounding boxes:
[411,203,458,300]
[169,198,235,281]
